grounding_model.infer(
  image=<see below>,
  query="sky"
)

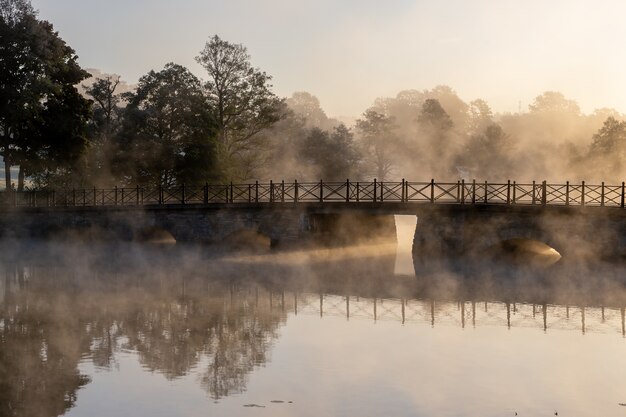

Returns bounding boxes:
[31,0,626,119]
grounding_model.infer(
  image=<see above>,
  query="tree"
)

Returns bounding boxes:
[0,0,91,189]
[588,116,626,178]
[529,91,581,114]
[356,109,398,180]
[299,124,360,181]
[460,123,512,180]
[85,76,121,139]
[196,35,283,180]
[467,99,493,135]
[286,92,338,131]
[116,63,218,187]
[0,0,32,24]
[83,76,123,184]
[416,99,457,179]
[426,85,469,129]
[418,99,454,132]
[26,83,91,188]
[243,103,304,180]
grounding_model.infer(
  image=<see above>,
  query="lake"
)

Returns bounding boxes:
[1,216,625,417]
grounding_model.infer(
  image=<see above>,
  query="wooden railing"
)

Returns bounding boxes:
[1,179,625,208]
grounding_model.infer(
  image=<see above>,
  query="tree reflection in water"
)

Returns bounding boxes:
[0,240,624,416]
[0,265,91,417]
[0,246,290,412]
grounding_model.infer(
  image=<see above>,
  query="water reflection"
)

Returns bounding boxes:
[0,240,624,416]
[0,256,289,417]
[1,266,91,417]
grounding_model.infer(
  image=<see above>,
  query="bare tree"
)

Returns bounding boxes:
[196,35,282,180]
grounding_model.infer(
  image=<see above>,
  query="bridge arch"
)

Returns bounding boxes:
[412,211,565,264]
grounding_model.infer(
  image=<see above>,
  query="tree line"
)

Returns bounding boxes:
[2,0,625,192]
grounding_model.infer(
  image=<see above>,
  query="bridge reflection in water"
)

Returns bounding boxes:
[1,243,625,338]
[278,292,626,335]
[1,240,625,416]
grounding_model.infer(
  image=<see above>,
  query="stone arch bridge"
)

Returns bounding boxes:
[0,180,624,260]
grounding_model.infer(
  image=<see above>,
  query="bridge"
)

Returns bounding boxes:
[0,180,625,260]
[2,179,626,207]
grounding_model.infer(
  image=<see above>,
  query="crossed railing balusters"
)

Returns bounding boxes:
[2,179,625,209]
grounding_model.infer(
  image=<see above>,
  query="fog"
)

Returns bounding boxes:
[3,4,626,416]
[0,175,623,415]
[1,234,625,416]
[259,87,626,184]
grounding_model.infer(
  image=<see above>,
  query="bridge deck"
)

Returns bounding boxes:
[1,180,624,210]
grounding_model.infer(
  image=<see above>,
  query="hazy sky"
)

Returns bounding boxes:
[32,0,626,118]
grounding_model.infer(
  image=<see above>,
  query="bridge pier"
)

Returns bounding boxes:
[0,205,398,250]
[307,213,396,246]
[0,200,624,262]
[412,206,626,269]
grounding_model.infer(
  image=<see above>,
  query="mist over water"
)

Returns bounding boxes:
[3,3,626,416]
[1,221,625,417]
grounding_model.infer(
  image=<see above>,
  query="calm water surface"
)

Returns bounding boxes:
[1,216,625,417]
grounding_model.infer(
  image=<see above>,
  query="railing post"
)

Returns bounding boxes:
[566,181,570,206]
[581,181,585,207]
[373,179,377,202]
[405,180,409,202]
[319,179,324,202]
[294,180,299,203]
[204,182,208,204]
[230,182,234,203]
[83,189,86,206]
[121,188,124,205]
[532,181,536,205]
[114,186,118,206]
[255,180,259,203]
[270,180,274,203]
[461,179,465,204]
[281,180,285,203]
[507,180,511,204]
[402,179,406,202]
[512,181,516,204]
[601,182,605,207]
[346,179,350,202]
[472,179,476,204]
[136,185,140,205]
[430,179,435,203]
[542,180,547,206]
[621,182,625,209]
[356,182,360,202]
[484,181,488,204]
[380,181,384,202]
[181,183,186,205]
